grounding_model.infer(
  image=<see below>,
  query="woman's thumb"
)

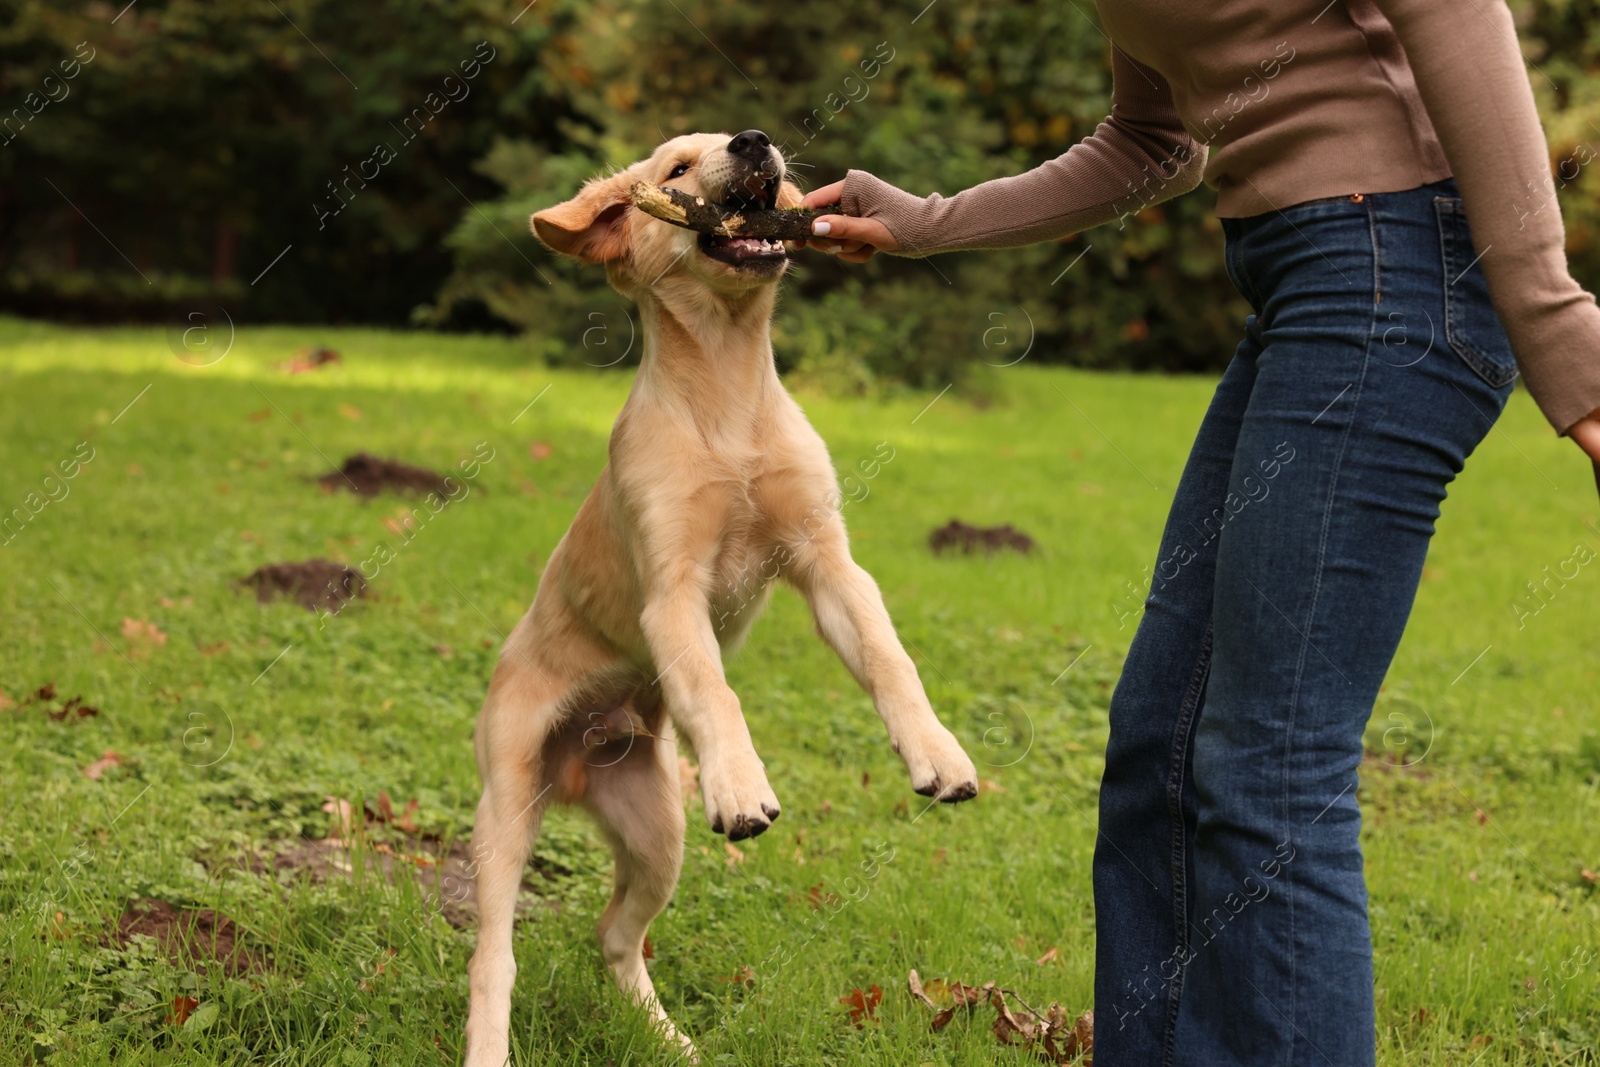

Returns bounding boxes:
[809,214,862,239]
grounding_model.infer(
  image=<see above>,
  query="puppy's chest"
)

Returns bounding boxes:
[700,480,786,612]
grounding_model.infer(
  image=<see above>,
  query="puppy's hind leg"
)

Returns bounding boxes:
[582,703,694,1059]
[463,652,566,1067]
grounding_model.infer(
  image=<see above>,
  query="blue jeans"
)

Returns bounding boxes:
[1093,179,1517,1067]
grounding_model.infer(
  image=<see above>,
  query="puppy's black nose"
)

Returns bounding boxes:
[728,129,772,161]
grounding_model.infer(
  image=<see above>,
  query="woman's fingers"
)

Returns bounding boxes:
[799,182,894,261]
[801,181,846,210]
[1570,413,1600,461]
[1567,413,1600,500]
[810,237,876,263]
[807,214,897,253]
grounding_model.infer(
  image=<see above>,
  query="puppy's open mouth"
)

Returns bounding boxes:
[697,232,788,266]
[697,176,787,267]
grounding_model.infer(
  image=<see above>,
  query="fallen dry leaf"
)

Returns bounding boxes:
[375,791,421,833]
[979,778,1006,794]
[338,403,362,421]
[323,796,356,840]
[908,969,938,1009]
[283,347,340,374]
[528,441,553,460]
[1581,869,1597,884]
[82,750,123,780]
[1475,809,1489,825]
[369,841,438,868]
[247,407,271,423]
[168,995,200,1026]
[908,970,1091,1064]
[717,965,755,987]
[806,884,841,911]
[840,984,883,1029]
[47,694,99,721]
[724,841,745,867]
[1036,946,1060,966]
[0,689,12,712]
[121,617,168,649]
[643,936,654,960]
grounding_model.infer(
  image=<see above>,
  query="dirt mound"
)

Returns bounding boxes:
[244,837,556,929]
[241,559,366,613]
[282,345,340,373]
[111,897,270,976]
[929,519,1036,556]
[319,452,449,497]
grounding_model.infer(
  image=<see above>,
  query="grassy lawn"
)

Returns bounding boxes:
[0,313,1596,1065]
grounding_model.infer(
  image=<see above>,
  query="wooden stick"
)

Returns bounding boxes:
[628,181,819,241]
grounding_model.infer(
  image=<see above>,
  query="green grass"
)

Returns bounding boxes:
[0,314,1596,1065]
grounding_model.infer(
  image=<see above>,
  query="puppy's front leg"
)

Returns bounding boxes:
[640,589,781,839]
[791,536,978,802]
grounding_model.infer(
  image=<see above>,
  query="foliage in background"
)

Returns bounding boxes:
[3,0,1600,387]
[0,0,585,325]
[435,0,1241,390]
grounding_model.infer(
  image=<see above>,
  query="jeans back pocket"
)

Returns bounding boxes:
[1435,197,1520,389]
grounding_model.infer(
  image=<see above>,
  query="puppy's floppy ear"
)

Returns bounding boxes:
[531,172,634,263]
[775,180,805,210]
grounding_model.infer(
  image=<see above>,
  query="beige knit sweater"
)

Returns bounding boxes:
[839,0,1600,433]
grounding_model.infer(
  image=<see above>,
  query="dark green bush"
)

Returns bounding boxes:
[2,0,1597,390]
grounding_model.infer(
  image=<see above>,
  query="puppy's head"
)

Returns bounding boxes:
[532,131,802,298]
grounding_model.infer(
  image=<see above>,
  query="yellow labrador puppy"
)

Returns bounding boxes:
[462,130,979,1064]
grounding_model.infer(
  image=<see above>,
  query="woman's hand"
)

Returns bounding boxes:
[1569,411,1600,497]
[802,181,897,263]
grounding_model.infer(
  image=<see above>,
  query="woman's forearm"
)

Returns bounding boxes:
[839,48,1207,257]
[1372,0,1600,433]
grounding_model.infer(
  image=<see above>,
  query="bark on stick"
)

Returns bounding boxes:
[628,182,819,240]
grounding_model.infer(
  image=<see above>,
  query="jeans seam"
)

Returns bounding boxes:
[1161,621,1213,1067]
[1368,198,1382,308]
[1434,198,1520,389]
[1275,215,1379,1064]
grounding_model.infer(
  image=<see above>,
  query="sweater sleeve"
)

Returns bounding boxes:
[1369,0,1600,433]
[837,46,1207,258]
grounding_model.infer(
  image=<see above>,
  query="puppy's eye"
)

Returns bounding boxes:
[667,162,691,179]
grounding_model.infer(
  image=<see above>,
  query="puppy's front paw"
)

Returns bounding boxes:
[899,727,979,803]
[700,748,781,840]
